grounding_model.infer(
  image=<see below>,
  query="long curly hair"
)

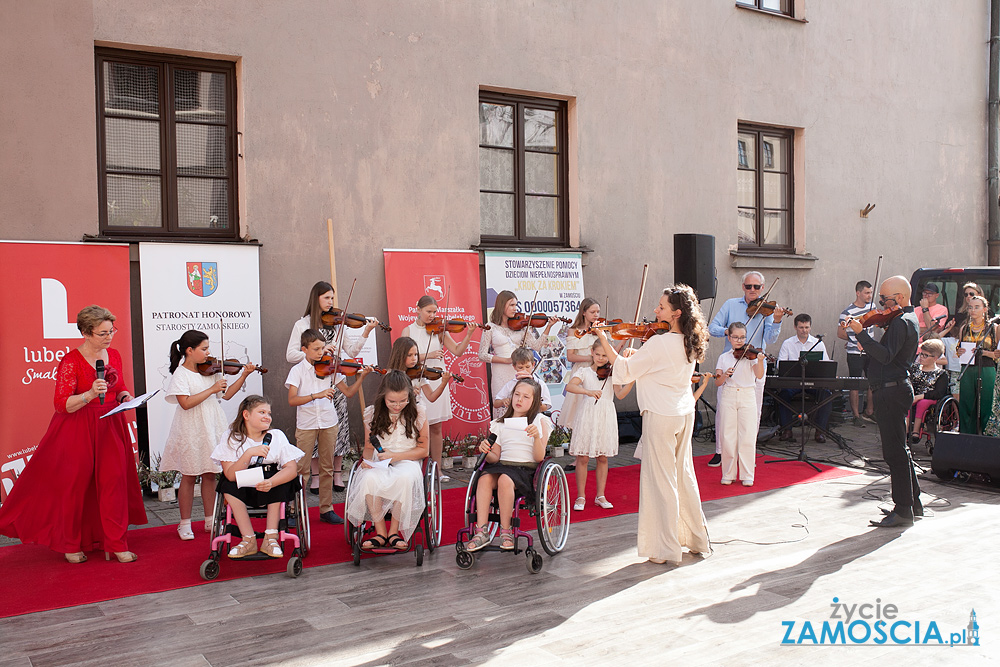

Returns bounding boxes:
[664,284,708,363]
[369,370,419,440]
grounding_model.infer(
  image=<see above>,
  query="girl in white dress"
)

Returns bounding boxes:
[286,281,382,493]
[559,297,601,430]
[564,339,634,511]
[478,290,557,420]
[345,371,429,550]
[401,295,475,478]
[211,395,303,559]
[161,330,254,541]
[465,378,551,551]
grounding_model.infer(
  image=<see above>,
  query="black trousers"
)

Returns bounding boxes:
[872,381,921,516]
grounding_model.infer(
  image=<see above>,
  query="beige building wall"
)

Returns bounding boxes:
[0,0,989,429]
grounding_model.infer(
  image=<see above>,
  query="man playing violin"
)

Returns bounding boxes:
[843,276,922,528]
[776,314,832,443]
[706,271,787,466]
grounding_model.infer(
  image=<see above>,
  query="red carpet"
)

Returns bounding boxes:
[0,455,858,618]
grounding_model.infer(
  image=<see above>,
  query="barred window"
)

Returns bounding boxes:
[96,48,238,239]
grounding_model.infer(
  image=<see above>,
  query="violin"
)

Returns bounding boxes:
[320,308,391,332]
[596,363,613,381]
[746,298,793,319]
[406,365,465,383]
[424,318,489,334]
[575,319,623,338]
[197,358,267,376]
[590,320,671,342]
[313,355,386,378]
[691,371,720,383]
[846,305,903,330]
[731,345,775,362]
[507,312,571,331]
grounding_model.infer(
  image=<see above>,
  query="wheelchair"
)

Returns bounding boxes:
[908,395,960,455]
[343,458,441,567]
[455,457,570,574]
[199,474,311,580]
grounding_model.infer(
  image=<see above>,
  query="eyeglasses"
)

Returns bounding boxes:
[729,335,747,342]
[92,327,118,339]
[743,284,762,290]
[386,399,409,407]
[965,292,978,297]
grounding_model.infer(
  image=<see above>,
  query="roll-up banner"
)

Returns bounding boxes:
[139,243,263,464]
[483,251,585,418]
[383,250,490,440]
[0,241,134,502]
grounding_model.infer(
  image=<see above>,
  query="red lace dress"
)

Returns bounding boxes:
[0,348,147,554]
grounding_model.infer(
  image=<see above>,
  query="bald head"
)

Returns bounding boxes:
[880,275,911,307]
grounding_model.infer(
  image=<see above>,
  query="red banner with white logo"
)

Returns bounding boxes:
[383,250,490,440]
[0,242,133,502]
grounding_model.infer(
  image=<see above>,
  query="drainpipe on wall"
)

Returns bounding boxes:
[989,0,1000,265]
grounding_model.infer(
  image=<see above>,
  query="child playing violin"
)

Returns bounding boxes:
[162,329,255,541]
[388,336,452,407]
[493,346,553,412]
[715,322,766,486]
[286,329,370,525]
[564,339,634,511]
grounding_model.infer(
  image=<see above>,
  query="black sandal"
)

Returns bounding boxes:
[333,468,345,493]
[362,534,389,549]
[387,535,408,551]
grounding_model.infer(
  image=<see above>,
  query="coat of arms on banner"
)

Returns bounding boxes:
[424,275,446,300]
[186,262,219,297]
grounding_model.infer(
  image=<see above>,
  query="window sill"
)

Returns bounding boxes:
[735,4,808,24]
[729,249,817,270]
[83,234,261,246]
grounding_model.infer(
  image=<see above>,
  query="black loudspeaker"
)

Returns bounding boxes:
[673,234,716,300]
[932,432,1000,482]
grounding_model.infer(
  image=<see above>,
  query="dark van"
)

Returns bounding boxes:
[909,267,1000,330]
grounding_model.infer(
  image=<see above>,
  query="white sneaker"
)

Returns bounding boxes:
[720,479,733,486]
[177,523,195,541]
[742,480,754,487]
[439,474,451,483]
[594,496,614,509]
[573,497,586,511]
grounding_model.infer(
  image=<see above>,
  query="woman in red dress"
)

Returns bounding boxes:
[0,306,146,563]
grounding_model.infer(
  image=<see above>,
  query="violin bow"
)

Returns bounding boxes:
[520,290,540,348]
[331,278,357,381]
[420,285,450,385]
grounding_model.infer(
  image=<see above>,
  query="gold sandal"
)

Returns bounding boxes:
[105,551,138,563]
[228,535,258,559]
[260,531,283,558]
[64,552,87,564]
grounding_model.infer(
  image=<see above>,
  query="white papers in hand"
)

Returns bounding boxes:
[957,342,977,365]
[504,417,528,430]
[366,458,391,469]
[235,467,265,488]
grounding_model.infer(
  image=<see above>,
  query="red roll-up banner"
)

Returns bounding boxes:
[383,250,490,440]
[0,242,134,502]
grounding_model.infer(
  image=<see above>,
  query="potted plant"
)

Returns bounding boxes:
[138,454,179,502]
[440,436,455,470]
[548,424,571,458]
[462,435,481,469]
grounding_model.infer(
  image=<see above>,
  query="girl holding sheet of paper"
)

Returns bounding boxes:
[210,395,303,559]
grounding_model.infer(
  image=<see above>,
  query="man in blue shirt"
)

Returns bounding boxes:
[705,271,786,465]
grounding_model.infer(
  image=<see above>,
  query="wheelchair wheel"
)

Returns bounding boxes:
[456,550,475,570]
[200,559,220,581]
[526,548,543,574]
[208,490,225,540]
[463,469,499,543]
[344,461,361,547]
[286,556,303,578]
[294,482,311,557]
[937,396,959,433]
[415,544,424,567]
[423,460,442,551]
[535,461,570,556]
[352,539,361,566]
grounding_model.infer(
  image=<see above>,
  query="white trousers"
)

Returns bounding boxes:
[715,376,765,454]
[637,411,711,563]
[718,385,758,482]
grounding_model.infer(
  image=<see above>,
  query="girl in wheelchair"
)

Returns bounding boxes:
[345,371,429,551]
[909,338,949,444]
[210,395,304,559]
[465,378,551,552]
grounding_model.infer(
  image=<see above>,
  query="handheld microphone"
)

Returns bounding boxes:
[474,433,498,470]
[95,359,105,405]
[251,432,272,466]
[370,432,384,454]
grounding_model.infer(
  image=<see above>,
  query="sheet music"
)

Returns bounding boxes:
[99,390,160,419]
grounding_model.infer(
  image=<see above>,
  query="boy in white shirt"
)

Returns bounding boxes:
[493,347,553,411]
[286,329,369,525]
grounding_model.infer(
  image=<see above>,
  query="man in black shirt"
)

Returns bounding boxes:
[845,275,921,527]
